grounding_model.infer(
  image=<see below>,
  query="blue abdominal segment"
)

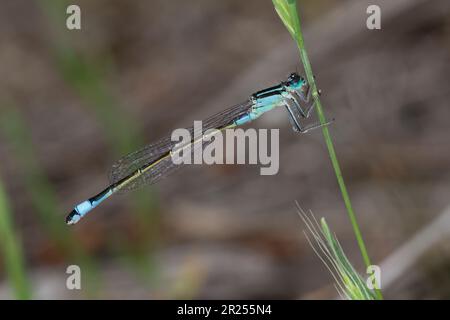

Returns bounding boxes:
[66,188,114,224]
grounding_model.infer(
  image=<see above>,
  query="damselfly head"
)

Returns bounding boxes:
[286,72,306,90]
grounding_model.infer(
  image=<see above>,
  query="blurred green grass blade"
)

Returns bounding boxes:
[38,0,142,154]
[0,175,31,299]
[0,103,100,297]
[0,105,71,244]
[55,50,142,153]
[320,218,375,300]
[37,0,160,282]
[273,0,382,299]
[272,0,298,37]
[297,206,377,300]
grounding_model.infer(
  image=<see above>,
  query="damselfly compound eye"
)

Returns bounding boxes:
[288,73,300,84]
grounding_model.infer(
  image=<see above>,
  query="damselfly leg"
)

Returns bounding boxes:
[284,85,332,133]
[292,83,315,118]
[298,117,334,133]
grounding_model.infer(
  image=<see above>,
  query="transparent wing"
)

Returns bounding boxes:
[109,100,253,191]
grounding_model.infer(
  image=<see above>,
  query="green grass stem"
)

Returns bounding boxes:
[37,0,160,284]
[297,205,377,300]
[0,174,31,299]
[272,0,382,299]
[0,102,100,297]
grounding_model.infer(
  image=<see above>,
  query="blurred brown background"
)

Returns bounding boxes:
[0,0,449,299]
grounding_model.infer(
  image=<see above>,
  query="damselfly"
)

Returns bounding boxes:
[66,73,330,225]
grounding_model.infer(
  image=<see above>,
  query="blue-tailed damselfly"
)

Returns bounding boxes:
[66,73,329,225]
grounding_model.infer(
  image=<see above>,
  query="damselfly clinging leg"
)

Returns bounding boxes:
[66,73,332,225]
